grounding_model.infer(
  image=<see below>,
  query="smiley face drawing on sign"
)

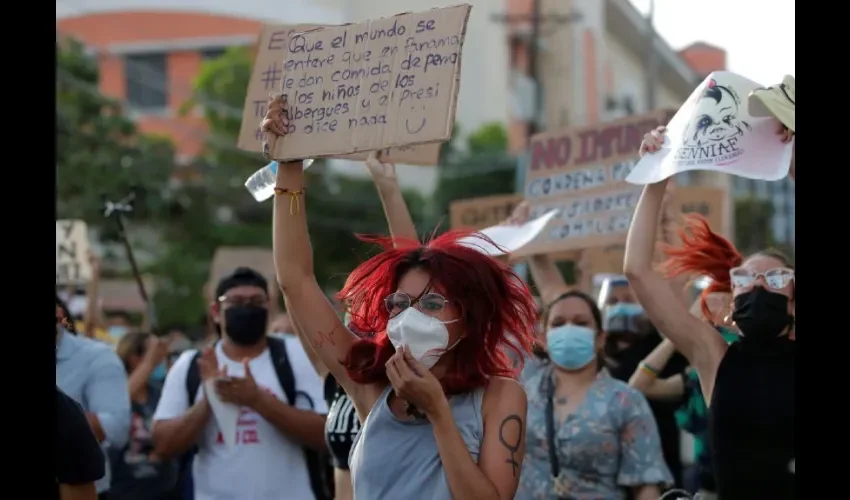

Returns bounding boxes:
[682,79,752,147]
[405,105,427,135]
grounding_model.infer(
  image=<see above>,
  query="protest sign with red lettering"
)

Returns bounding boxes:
[513,110,674,255]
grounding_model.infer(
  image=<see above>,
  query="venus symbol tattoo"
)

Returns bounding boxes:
[498,414,523,477]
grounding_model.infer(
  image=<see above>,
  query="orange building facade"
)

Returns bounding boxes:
[58,11,264,163]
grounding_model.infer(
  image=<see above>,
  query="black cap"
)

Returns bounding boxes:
[214,267,268,301]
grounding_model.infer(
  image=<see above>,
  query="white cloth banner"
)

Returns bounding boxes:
[626,71,794,185]
[460,209,559,257]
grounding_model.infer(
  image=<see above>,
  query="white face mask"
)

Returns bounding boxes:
[387,308,460,369]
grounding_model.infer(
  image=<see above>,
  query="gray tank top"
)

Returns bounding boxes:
[349,385,485,499]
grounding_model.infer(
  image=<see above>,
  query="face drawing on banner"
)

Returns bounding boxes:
[683,79,752,147]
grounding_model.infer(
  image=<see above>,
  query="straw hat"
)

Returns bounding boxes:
[748,74,795,132]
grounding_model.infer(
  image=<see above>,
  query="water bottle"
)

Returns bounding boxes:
[244,159,314,202]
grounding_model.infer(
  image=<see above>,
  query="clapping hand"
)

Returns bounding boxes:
[216,360,262,408]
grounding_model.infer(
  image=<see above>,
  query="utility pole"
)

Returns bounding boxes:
[492,4,581,280]
[492,4,581,144]
[528,0,543,137]
[645,0,658,112]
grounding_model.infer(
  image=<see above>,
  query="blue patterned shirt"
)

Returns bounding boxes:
[517,359,672,499]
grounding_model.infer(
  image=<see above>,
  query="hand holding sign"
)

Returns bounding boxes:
[639,126,667,156]
[262,94,288,137]
[504,200,531,226]
[364,151,398,188]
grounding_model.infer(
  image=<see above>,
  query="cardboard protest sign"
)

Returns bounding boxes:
[584,246,626,276]
[238,24,442,166]
[668,186,728,236]
[56,220,93,284]
[514,110,673,255]
[627,71,794,185]
[449,194,523,230]
[267,5,472,162]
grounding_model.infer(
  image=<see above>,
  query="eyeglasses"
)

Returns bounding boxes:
[384,292,450,317]
[729,267,794,290]
[218,294,268,308]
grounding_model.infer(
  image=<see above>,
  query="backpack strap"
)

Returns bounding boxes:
[265,336,333,500]
[266,336,297,405]
[185,349,203,407]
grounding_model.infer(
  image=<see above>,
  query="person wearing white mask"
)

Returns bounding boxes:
[263,95,539,500]
[516,290,672,500]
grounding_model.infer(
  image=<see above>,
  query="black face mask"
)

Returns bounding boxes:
[732,287,793,342]
[224,305,268,346]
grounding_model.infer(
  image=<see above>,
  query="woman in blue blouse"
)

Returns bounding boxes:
[517,290,672,500]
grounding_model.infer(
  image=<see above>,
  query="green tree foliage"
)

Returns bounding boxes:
[734,196,776,254]
[153,48,428,326]
[56,38,175,229]
[429,122,516,228]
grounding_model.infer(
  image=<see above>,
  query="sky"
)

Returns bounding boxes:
[630,0,795,86]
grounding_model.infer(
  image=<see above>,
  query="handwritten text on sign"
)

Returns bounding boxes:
[515,110,674,255]
[238,24,442,166]
[449,194,523,230]
[56,220,93,284]
[271,5,472,161]
[238,24,317,152]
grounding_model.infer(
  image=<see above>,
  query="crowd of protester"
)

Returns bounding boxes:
[56,79,794,500]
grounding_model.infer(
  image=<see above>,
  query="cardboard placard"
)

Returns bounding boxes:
[669,186,727,235]
[56,220,93,285]
[514,110,674,256]
[449,193,523,230]
[269,5,472,161]
[238,24,442,166]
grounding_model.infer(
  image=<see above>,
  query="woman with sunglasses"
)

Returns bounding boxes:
[628,294,739,499]
[516,290,672,500]
[263,96,537,500]
[624,126,795,500]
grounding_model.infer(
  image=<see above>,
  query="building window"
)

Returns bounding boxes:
[125,53,168,112]
[201,48,227,61]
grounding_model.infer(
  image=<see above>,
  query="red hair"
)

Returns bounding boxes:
[658,214,742,321]
[338,229,538,395]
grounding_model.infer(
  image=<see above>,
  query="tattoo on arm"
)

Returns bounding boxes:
[315,325,338,348]
[498,414,523,477]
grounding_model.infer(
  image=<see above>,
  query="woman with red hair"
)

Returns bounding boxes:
[263,97,537,500]
[624,125,795,500]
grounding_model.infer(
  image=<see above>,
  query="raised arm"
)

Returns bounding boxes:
[284,294,329,380]
[628,338,686,401]
[267,97,382,418]
[623,127,725,396]
[366,152,418,242]
[529,255,570,304]
[506,202,571,302]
